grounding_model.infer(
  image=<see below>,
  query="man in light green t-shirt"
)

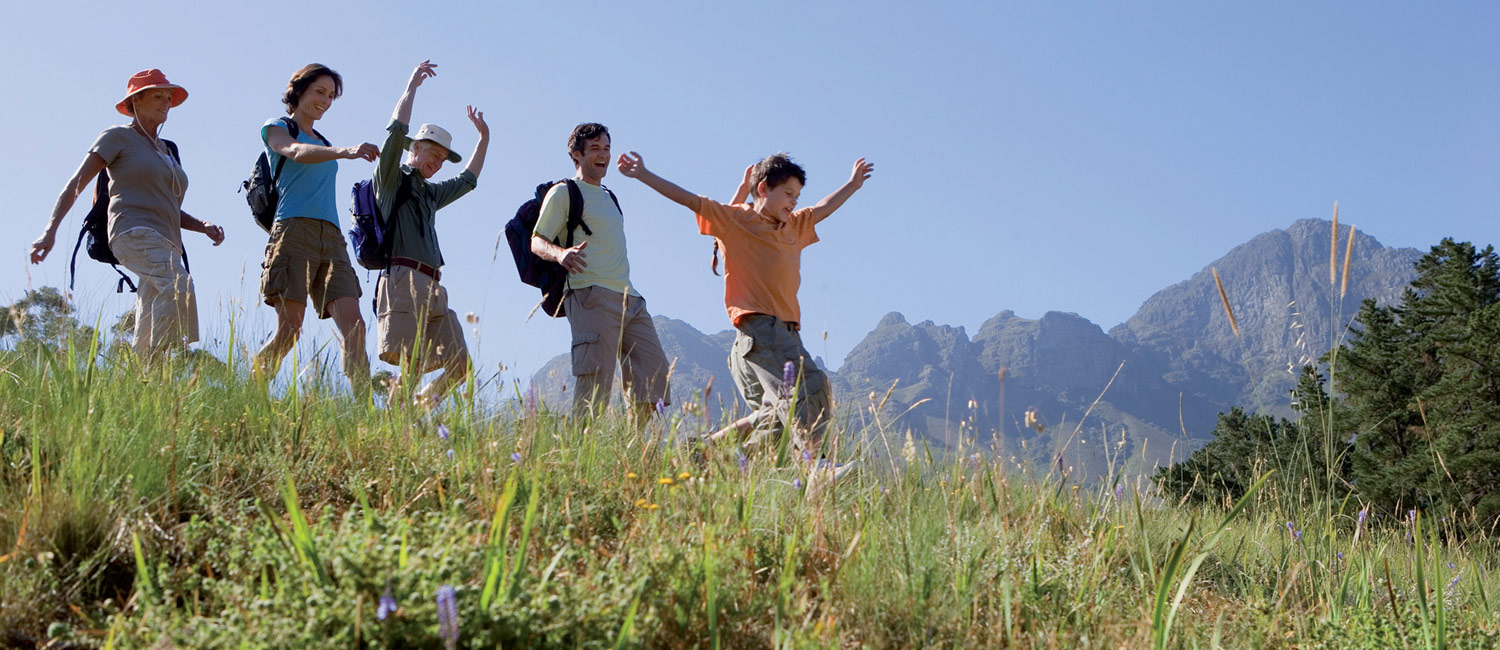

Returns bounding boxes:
[530,123,670,421]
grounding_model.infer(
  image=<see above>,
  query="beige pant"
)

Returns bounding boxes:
[375,266,467,375]
[110,228,199,359]
[564,285,671,415]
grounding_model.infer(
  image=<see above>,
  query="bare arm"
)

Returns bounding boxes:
[463,105,488,179]
[615,151,699,211]
[265,125,377,164]
[730,164,753,204]
[809,158,874,224]
[392,60,437,127]
[531,235,588,274]
[179,210,225,246]
[30,153,107,264]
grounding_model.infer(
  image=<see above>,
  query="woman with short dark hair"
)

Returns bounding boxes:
[29,69,224,361]
[252,63,380,398]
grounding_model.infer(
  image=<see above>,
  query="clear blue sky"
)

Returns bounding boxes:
[4,1,1497,386]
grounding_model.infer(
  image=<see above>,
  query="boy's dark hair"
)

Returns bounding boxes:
[751,153,806,195]
[568,123,611,162]
[283,64,343,115]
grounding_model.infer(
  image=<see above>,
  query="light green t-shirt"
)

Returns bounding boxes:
[533,179,638,297]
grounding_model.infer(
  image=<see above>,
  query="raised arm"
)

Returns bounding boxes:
[809,158,874,224]
[730,164,753,204]
[30,152,106,264]
[615,151,698,211]
[392,60,436,126]
[265,125,377,164]
[463,105,488,179]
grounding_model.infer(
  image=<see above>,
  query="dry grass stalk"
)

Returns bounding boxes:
[1329,201,1339,285]
[1212,267,1240,337]
[1341,224,1356,298]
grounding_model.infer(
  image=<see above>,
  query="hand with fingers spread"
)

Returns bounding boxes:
[559,241,589,274]
[848,158,874,189]
[467,105,488,138]
[408,60,437,90]
[616,151,648,178]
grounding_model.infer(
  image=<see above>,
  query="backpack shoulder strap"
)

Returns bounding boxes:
[600,184,623,215]
[69,170,112,290]
[271,118,299,179]
[163,139,181,164]
[562,179,588,247]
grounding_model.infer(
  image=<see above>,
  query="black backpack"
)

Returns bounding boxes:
[241,117,328,233]
[348,174,415,272]
[69,139,187,293]
[503,179,619,318]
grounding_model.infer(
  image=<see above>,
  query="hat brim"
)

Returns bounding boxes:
[116,84,188,117]
[403,136,463,164]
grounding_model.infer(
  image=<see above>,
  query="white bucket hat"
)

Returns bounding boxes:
[405,123,462,163]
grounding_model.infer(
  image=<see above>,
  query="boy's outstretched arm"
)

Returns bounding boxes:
[392,60,437,125]
[730,164,753,204]
[616,152,699,211]
[464,105,489,179]
[810,158,874,224]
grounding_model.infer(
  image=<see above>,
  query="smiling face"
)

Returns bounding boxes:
[570,134,611,184]
[294,75,339,123]
[756,177,803,222]
[407,140,449,179]
[129,88,175,127]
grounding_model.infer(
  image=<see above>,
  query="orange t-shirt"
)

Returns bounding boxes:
[696,197,819,329]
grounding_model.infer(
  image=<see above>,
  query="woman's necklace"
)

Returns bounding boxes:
[132,119,184,197]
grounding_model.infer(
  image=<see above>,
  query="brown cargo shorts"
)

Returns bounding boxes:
[564,285,671,414]
[259,217,362,319]
[375,266,467,373]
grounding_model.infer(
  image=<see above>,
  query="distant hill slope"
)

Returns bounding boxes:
[530,219,1422,478]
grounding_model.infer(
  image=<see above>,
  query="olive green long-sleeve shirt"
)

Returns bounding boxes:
[372,119,476,269]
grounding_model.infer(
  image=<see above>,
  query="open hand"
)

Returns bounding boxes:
[408,60,437,89]
[346,143,380,161]
[849,158,874,189]
[467,105,488,138]
[29,232,55,264]
[560,241,589,274]
[616,151,647,178]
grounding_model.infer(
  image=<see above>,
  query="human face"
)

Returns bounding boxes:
[756,178,803,222]
[295,75,339,123]
[571,134,611,184]
[408,140,448,179]
[130,88,174,128]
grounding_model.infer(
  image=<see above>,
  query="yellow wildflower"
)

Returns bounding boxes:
[626,472,639,479]
[659,477,674,485]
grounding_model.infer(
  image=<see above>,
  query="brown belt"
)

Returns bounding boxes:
[390,257,441,282]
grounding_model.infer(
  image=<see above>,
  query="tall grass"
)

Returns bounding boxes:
[0,296,1497,647]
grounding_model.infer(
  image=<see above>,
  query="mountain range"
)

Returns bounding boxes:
[530,219,1423,478]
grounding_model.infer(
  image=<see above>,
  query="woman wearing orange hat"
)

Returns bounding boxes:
[28,69,224,361]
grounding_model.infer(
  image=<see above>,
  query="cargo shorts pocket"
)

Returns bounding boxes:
[571,331,602,376]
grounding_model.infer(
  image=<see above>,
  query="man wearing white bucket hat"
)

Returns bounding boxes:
[371,60,490,408]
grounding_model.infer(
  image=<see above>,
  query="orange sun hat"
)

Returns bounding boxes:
[115,69,188,116]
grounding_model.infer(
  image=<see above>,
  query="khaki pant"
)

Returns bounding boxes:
[730,314,832,452]
[110,228,199,359]
[564,285,670,415]
[375,266,467,375]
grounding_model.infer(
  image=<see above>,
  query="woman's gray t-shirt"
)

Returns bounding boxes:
[89,125,189,252]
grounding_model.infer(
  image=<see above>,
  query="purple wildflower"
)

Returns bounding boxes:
[655,399,666,416]
[377,580,397,621]
[1337,552,1344,561]
[1114,484,1125,501]
[436,585,459,649]
[1449,571,1464,594]
[792,478,802,490]
[737,452,749,472]
[510,452,522,464]
[1285,521,1301,542]
[1409,509,1417,522]
[1357,508,1367,526]
[446,449,455,461]
[783,361,796,386]
[801,449,813,464]
[437,424,451,441]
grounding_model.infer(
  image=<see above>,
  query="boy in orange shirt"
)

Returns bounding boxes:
[617,151,873,458]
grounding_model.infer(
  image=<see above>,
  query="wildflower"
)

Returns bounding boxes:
[1114,484,1125,501]
[646,503,660,511]
[436,585,459,649]
[783,361,796,386]
[1449,571,1464,594]
[627,472,639,479]
[437,424,451,441]
[1409,509,1417,521]
[678,471,692,480]
[446,449,454,461]
[656,399,667,416]
[801,449,813,464]
[1285,521,1301,542]
[1357,507,1367,526]
[792,478,802,490]
[737,452,749,472]
[510,452,522,464]
[377,580,397,621]
[635,498,648,507]
[659,477,674,485]
[1337,552,1344,561]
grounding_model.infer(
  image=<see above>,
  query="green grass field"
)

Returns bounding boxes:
[2,333,1499,649]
